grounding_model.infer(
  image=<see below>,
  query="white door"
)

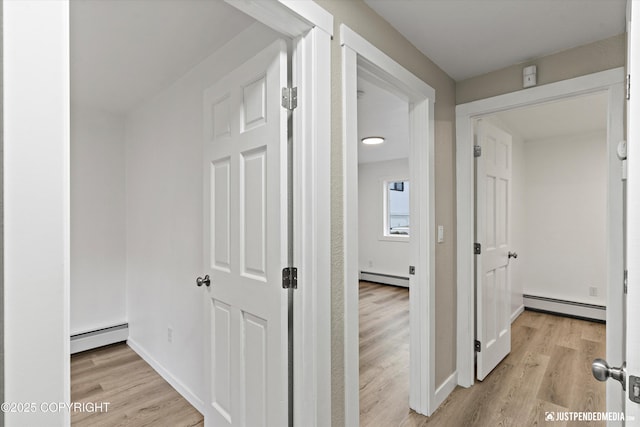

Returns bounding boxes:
[626,0,640,423]
[475,119,513,381]
[202,39,289,427]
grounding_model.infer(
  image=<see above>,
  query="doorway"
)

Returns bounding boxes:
[474,91,611,381]
[456,68,625,414]
[356,74,411,425]
[341,25,437,424]
[66,2,332,427]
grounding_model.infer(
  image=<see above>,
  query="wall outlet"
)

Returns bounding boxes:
[589,287,598,297]
[167,327,173,343]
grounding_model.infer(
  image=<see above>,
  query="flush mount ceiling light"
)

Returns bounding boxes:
[361,136,385,145]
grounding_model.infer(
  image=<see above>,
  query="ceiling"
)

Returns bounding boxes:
[71,0,621,148]
[357,78,409,164]
[489,91,608,142]
[71,0,255,114]
[364,0,627,81]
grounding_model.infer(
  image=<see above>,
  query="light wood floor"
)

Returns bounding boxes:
[71,343,203,426]
[359,281,607,427]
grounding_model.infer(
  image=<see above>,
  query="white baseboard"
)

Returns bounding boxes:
[434,371,457,410]
[511,304,525,323]
[127,338,205,414]
[70,323,129,354]
[360,271,409,288]
[523,294,606,322]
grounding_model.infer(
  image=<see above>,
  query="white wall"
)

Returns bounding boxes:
[4,1,70,425]
[523,131,607,305]
[124,23,279,409]
[71,107,127,334]
[358,158,410,279]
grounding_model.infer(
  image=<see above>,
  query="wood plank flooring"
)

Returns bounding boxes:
[71,343,203,426]
[358,281,607,427]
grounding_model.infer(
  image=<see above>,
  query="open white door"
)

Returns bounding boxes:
[202,39,289,427]
[475,120,513,381]
[626,0,640,423]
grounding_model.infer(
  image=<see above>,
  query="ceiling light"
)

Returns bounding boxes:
[361,136,385,145]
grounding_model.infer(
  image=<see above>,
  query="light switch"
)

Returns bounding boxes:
[437,225,444,243]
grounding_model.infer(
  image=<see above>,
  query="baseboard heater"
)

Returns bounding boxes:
[360,271,409,288]
[70,323,129,354]
[523,294,606,322]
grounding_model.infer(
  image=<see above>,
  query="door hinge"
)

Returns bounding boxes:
[474,145,482,158]
[624,269,628,294]
[282,267,298,289]
[475,340,481,352]
[282,87,298,110]
[474,243,481,255]
[627,74,631,101]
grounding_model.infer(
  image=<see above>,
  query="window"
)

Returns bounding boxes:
[384,180,410,237]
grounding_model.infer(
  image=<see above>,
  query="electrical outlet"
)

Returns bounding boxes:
[589,287,598,297]
[167,327,173,343]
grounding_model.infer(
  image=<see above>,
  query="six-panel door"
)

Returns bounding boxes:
[202,39,288,427]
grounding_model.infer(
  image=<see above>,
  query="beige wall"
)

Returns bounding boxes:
[457,33,626,104]
[313,1,457,424]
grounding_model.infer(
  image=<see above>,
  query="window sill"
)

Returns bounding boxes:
[378,234,410,243]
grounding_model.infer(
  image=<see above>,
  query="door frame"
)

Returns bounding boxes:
[225,2,333,426]
[455,68,625,406]
[340,25,437,423]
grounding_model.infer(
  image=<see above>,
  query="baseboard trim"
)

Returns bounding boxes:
[434,371,457,410]
[523,294,606,322]
[127,338,205,414]
[360,271,409,288]
[511,304,525,323]
[70,323,129,354]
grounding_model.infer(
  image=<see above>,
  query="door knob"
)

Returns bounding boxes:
[196,275,211,287]
[508,251,518,259]
[592,358,626,390]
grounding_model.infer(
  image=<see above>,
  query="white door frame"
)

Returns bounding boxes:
[340,25,437,424]
[225,2,333,426]
[455,68,625,408]
[4,1,332,426]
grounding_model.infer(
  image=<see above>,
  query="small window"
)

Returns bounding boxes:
[385,180,410,237]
